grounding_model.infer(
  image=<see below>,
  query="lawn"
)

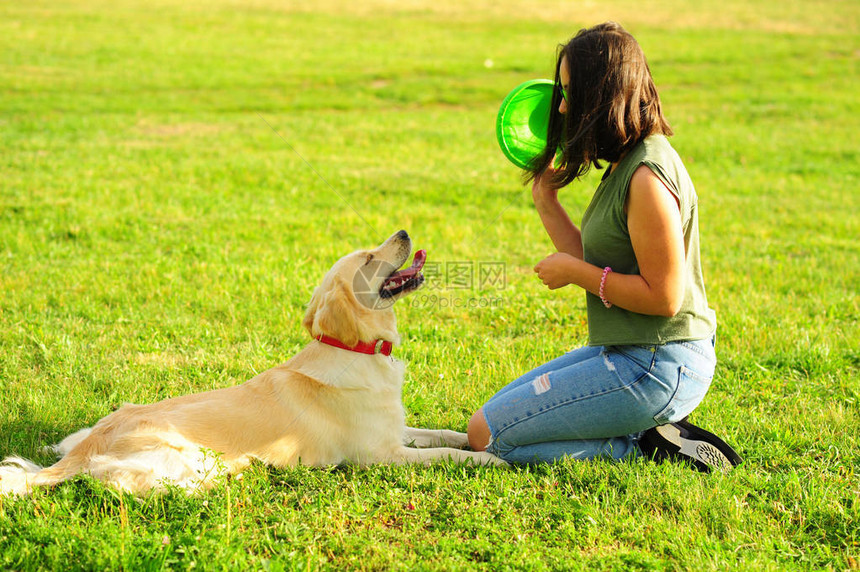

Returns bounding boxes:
[0,0,858,569]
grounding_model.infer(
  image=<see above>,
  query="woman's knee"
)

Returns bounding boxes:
[467,408,491,452]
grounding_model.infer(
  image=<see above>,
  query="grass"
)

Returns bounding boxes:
[1,0,858,569]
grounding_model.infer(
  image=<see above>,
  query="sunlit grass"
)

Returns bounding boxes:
[0,0,857,569]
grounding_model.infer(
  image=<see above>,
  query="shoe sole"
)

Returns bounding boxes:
[654,422,742,473]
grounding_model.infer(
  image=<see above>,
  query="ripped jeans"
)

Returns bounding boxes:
[481,337,716,465]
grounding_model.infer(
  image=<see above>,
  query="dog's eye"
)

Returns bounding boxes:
[364,254,374,265]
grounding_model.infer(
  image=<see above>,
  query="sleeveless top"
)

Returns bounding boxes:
[581,135,717,346]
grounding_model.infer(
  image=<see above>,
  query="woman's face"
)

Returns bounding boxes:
[559,55,570,115]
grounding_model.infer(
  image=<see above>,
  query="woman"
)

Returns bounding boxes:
[468,22,742,472]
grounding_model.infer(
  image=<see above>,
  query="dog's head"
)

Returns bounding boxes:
[302,230,426,347]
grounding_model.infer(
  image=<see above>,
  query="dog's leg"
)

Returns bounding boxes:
[403,427,470,449]
[391,446,508,467]
[47,427,93,458]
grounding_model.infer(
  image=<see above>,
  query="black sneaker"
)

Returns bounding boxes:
[639,418,743,473]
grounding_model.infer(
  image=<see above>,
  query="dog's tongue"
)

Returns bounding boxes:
[409,249,426,273]
[397,249,426,279]
[383,250,426,288]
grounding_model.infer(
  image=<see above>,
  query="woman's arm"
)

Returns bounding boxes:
[533,165,686,317]
[532,167,584,259]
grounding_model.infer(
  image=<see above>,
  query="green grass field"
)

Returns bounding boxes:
[1,0,858,569]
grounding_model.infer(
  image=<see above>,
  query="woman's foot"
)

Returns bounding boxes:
[638,418,743,473]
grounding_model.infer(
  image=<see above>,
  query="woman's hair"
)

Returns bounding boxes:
[527,22,673,187]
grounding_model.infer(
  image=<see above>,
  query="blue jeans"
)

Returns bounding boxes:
[482,337,716,465]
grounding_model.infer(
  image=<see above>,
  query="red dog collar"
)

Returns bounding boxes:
[315,335,394,356]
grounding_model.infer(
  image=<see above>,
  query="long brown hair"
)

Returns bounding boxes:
[527,22,673,187]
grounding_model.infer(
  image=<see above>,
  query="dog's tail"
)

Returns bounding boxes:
[0,428,97,496]
[0,457,43,496]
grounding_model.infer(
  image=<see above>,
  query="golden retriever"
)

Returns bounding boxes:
[0,230,505,495]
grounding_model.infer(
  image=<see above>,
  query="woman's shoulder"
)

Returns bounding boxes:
[640,134,677,159]
[616,135,674,172]
[636,136,689,179]
[637,135,697,210]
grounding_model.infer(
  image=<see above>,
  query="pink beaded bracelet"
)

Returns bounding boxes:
[599,266,613,308]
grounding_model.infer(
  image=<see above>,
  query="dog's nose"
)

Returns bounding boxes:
[396,230,409,241]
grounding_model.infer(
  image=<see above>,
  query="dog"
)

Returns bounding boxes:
[0,230,505,495]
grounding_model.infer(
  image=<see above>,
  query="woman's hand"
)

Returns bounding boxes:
[534,252,579,289]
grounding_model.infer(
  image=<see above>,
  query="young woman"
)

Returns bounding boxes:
[468,22,742,472]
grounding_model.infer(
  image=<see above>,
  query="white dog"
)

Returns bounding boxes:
[0,230,505,495]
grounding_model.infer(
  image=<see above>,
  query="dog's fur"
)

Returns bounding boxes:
[0,231,505,496]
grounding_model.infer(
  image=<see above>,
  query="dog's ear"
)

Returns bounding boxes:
[307,277,362,347]
[302,286,323,337]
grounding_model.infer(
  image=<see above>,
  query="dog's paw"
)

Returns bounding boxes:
[441,430,469,449]
[403,427,470,449]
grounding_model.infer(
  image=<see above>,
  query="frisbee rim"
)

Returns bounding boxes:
[495,79,555,169]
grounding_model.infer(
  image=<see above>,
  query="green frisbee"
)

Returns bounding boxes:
[495,79,555,169]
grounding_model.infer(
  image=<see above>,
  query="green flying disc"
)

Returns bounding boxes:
[495,79,555,169]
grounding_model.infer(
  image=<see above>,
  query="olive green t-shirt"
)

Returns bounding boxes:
[581,135,717,346]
